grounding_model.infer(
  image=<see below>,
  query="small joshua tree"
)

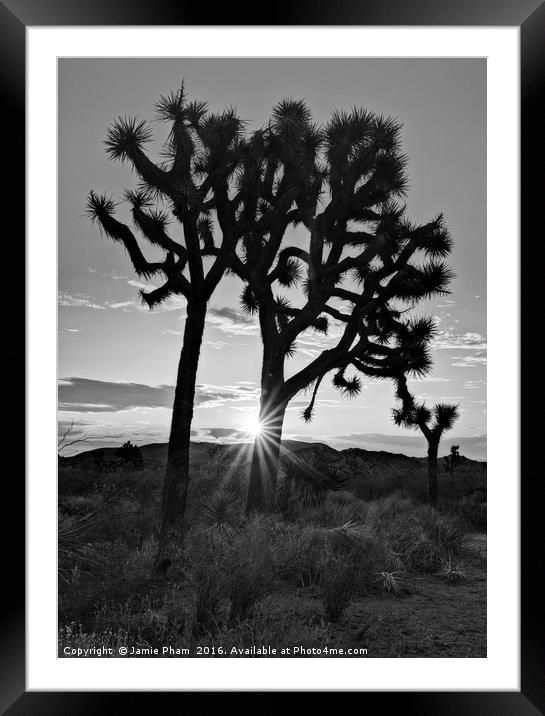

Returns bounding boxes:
[393,374,459,506]
[446,444,462,474]
[115,440,144,467]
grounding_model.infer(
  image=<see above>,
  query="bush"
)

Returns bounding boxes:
[319,552,357,622]
[280,448,349,507]
[184,519,276,628]
[272,525,327,587]
[223,520,275,621]
[364,496,466,573]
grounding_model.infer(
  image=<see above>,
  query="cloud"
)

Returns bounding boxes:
[86,267,127,280]
[59,288,186,314]
[59,377,175,412]
[59,292,106,310]
[191,427,254,442]
[207,306,259,335]
[432,330,487,351]
[415,376,452,383]
[59,377,259,413]
[108,301,137,310]
[452,354,487,368]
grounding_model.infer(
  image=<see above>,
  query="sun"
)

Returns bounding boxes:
[244,414,262,437]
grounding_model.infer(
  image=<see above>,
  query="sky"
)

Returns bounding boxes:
[58,58,486,459]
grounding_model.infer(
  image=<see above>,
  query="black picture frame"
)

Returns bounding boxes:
[5,0,542,710]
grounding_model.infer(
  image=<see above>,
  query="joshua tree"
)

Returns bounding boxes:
[114,440,144,467]
[238,100,453,513]
[392,374,459,506]
[445,444,462,474]
[87,82,274,564]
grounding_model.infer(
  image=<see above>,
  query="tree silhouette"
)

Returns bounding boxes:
[393,373,459,506]
[86,82,274,564]
[239,101,453,513]
[444,444,462,474]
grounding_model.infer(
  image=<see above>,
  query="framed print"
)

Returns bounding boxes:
[4,0,542,709]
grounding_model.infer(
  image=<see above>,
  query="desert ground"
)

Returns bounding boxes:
[58,441,486,658]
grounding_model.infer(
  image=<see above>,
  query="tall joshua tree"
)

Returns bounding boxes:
[239,100,453,513]
[392,373,459,506]
[86,83,270,563]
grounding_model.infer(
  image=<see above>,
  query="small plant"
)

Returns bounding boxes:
[223,525,275,622]
[201,488,238,535]
[437,555,466,583]
[189,561,228,635]
[319,554,357,623]
[114,441,144,467]
[378,570,404,596]
[281,448,349,507]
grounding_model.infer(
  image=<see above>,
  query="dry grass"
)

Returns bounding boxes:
[58,451,486,658]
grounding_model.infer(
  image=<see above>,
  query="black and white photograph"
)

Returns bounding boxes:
[57,56,488,660]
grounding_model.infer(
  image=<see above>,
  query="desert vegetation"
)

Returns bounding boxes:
[58,442,486,657]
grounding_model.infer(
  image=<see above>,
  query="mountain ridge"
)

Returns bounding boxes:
[63,439,486,471]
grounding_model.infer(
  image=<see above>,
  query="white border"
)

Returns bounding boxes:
[27,27,519,691]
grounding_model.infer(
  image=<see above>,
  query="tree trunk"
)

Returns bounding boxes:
[427,440,439,507]
[155,300,206,569]
[245,363,287,514]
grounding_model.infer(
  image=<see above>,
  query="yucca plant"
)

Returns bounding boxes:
[280,448,349,506]
[392,374,459,506]
[200,488,239,535]
[87,82,309,568]
[242,101,454,514]
[378,570,405,596]
[437,555,466,583]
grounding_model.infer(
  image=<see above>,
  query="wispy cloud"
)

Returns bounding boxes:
[207,306,259,336]
[452,354,487,368]
[59,289,186,314]
[59,292,106,310]
[58,377,259,414]
[86,267,127,281]
[432,330,487,351]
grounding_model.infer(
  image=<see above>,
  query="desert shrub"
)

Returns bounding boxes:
[272,525,327,587]
[437,555,466,583]
[122,536,157,577]
[222,519,275,621]
[319,551,357,622]
[184,520,276,627]
[272,517,387,597]
[327,523,390,593]
[189,559,228,634]
[326,490,357,507]
[365,497,466,573]
[448,495,487,530]
[301,497,367,528]
[378,570,405,596]
[352,471,426,502]
[418,507,465,556]
[200,487,239,535]
[280,448,349,507]
[183,530,229,634]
